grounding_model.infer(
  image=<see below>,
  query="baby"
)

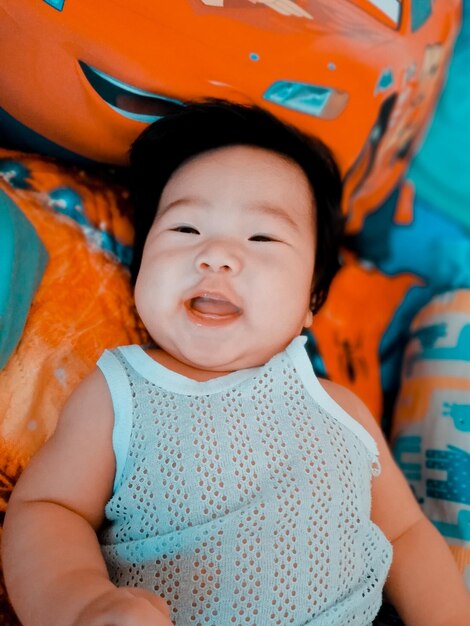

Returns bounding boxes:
[3,101,469,626]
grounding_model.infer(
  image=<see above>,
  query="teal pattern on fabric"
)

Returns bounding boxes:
[47,186,132,266]
[43,0,65,11]
[408,3,470,230]
[433,510,470,542]
[97,338,391,626]
[426,446,470,505]
[413,323,447,349]
[442,401,470,432]
[392,291,470,551]
[394,436,422,486]
[405,322,470,376]
[354,194,470,290]
[0,159,32,190]
[0,191,48,369]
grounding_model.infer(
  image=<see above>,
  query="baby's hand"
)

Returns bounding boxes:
[73,587,173,626]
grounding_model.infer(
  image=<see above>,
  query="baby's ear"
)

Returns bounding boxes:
[303,309,313,329]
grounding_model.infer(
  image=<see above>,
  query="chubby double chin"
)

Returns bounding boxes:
[137,274,308,374]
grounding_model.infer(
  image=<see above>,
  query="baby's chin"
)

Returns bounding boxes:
[155,332,295,377]
[175,342,286,377]
[167,343,258,375]
[180,353,259,376]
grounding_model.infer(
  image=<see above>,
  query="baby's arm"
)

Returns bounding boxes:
[2,369,172,626]
[322,381,470,626]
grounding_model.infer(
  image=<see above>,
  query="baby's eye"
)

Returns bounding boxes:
[249,234,275,242]
[172,226,200,234]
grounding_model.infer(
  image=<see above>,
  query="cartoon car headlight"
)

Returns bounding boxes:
[263,80,349,120]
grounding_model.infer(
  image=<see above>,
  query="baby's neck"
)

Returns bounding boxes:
[146,348,234,382]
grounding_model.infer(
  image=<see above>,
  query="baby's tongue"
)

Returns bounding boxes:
[190,296,240,316]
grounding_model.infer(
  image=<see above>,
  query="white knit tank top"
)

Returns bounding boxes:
[97,336,392,626]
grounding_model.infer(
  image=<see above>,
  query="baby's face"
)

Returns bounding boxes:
[135,145,316,373]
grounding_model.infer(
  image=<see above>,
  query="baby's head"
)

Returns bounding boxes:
[129,100,344,373]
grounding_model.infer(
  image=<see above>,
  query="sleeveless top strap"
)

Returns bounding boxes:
[286,336,380,464]
[97,349,134,493]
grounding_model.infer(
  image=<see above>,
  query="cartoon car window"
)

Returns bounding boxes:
[367,0,401,24]
[410,0,432,32]
[200,0,313,19]
[347,0,402,28]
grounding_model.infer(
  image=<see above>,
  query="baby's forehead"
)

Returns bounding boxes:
[160,145,317,212]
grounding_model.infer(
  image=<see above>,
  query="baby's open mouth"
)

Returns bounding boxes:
[187,296,242,318]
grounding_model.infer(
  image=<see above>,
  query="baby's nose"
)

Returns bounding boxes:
[195,242,242,274]
[198,261,231,273]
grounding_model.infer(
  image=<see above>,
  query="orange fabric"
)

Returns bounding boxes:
[310,251,422,421]
[0,151,147,471]
[394,181,415,226]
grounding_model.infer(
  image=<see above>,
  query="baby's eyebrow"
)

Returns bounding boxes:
[159,196,302,231]
[252,202,300,231]
[158,196,207,218]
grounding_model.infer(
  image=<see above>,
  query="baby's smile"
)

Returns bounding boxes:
[184,292,243,326]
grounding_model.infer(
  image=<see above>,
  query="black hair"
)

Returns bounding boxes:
[129,99,344,314]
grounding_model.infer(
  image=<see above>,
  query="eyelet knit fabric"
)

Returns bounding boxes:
[97,336,392,626]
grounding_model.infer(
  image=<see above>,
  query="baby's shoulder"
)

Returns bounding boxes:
[317,378,379,438]
[61,366,114,423]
